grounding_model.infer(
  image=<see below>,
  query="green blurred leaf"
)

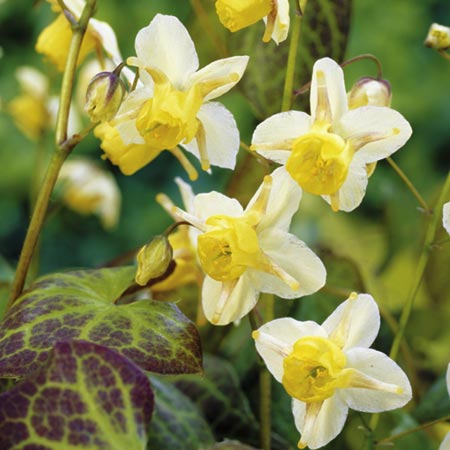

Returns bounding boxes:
[204,441,259,450]
[414,372,450,422]
[0,340,153,449]
[147,376,215,450]
[0,267,202,378]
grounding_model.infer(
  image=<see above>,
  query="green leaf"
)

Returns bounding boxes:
[204,441,260,450]
[147,376,215,450]
[0,340,153,449]
[0,267,202,378]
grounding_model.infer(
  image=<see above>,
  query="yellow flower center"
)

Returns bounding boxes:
[136,80,203,150]
[215,0,273,32]
[285,122,354,195]
[282,336,347,403]
[197,215,262,281]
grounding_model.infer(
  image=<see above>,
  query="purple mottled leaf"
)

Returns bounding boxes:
[0,267,202,378]
[0,340,153,449]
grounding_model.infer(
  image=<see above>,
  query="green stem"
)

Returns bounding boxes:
[7,0,97,308]
[281,4,305,112]
[386,157,431,213]
[389,171,450,362]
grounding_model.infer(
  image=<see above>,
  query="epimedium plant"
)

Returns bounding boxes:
[1,0,450,450]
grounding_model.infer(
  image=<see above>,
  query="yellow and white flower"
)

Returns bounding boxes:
[439,363,450,450]
[251,57,412,212]
[425,23,450,51]
[215,0,290,44]
[57,158,121,229]
[100,14,248,178]
[158,167,326,325]
[443,202,450,235]
[36,0,122,71]
[253,293,412,449]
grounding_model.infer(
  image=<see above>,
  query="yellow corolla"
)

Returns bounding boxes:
[215,0,290,44]
[101,14,248,179]
[253,293,412,449]
[251,57,412,212]
[158,167,326,325]
[36,0,122,71]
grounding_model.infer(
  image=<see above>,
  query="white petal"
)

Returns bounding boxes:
[271,0,290,44]
[193,192,243,221]
[90,19,123,65]
[439,432,450,450]
[341,348,412,412]
[254,229,326,299]
[251,111,312,164]
[443,202,450,235]
[201,275,258,325]
[247,167,302,232]
[446,362,450,396]
[338,106,412,163]
[254,318,326,382]
[182,102,239,169]
[16,67,48,98]
[310,57,348,123]
[292,395,348,449]
[322,293,380,350]
[133,14,198,88]
[321,158,368,212]
[175,177,195,214]
[187,56,249,101]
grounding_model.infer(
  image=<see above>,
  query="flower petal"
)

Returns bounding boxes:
[182,102,240,170]
[443,202,450,235]
[251,111,312,164]
[193,191,243,221]
[439,432,450,450]
[310,57,348,124]
[90,19,123,65]
[269,0,290,44]
[321,158,368,212]
[253,228,326,299]
[446,362,450,396]
[254,318,326,382]
[341,348,412,412]
[292,395,348,449]
[132,14,198,87]
[338,106,412,163]
[247,167,302,232]
[187,56,249,101]
[322,293,380,350]
[201,275,258,325]
[174,177,195,214]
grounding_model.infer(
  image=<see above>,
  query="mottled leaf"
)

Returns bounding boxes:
[0,267,202,378]
[0,340,153,449]
[147,376,215,450]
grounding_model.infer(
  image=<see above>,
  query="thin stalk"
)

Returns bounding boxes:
[390,171,450,361]
[281,4,305,112]
[386,157,431,213]
[7,0,97,308]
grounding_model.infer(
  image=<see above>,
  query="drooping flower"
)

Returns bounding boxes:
[439,363,450,450]
[99,14,249,179]
[36,0,122,71]
[215,0,290,44]
[158,167,326,325]
[57,158,121,229]
[347,77,392,109]
[424,23,450,51]
[251,57,412,212]
[443,202,450,235]
[253,293,412,449]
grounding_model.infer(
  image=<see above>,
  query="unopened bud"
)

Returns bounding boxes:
[85,70,125,122]
[347,77,392,109]
[424,23,450,50]
[135,235,173,286]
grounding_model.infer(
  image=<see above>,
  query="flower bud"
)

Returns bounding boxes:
[347,77,392,109]
[424,23,450,50]
[85,71,125,122]
[135,235,173,286]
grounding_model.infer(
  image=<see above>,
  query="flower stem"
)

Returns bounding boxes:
[389,171,450,362]
[281,2,306,112]
[386,157,431,213]
[7,0,97,308]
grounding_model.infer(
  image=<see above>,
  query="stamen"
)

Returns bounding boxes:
[349,127,401,152]
[251,330,292,357]
[262,2,277,43]
[195,120,210,171]
[211,280,237,324]
[169,147,199,181]
[314,70,332,123]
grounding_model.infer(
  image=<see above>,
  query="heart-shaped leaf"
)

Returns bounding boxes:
[0,340,153,449]
[0,267,202,378]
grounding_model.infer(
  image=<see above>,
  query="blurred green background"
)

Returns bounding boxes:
[1,0,450,449]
